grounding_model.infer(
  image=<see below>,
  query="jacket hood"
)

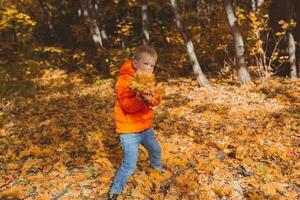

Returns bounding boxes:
[120,59,135,76]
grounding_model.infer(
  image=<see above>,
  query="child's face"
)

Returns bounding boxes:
[133,53,156,73]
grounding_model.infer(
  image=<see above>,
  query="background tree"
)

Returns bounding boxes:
[79,0,110,76]
[1,0,299,91]
[224,0,252,84]
[141,0,150,45]
[293,0,300,78]
[170,0,209,87]
[268,0,298,79]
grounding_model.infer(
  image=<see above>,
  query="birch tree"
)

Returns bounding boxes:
[141,0,149,45]
[93,0,109,47]
[286,0,297,79]
[170,0,209,87]
[269,0,298,79]
[288,30,297,79]
[250,0,264,11]
[296,0,300,77]
[119,0,128,48]
[37,0,58,42]
[224,0,251,84]
[80,0,103,48]
[80,0,110,75]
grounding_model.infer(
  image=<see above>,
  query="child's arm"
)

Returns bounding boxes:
[143,94,161,107]
[137,80,161,106]
[138,91,161,107]
[116,76,148,113]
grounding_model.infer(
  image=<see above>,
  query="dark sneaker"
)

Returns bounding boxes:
[101,192,119,200]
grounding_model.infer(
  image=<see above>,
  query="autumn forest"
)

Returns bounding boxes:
[0,0,299,199]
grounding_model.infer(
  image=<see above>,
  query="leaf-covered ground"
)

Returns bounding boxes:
[0,69,299,200]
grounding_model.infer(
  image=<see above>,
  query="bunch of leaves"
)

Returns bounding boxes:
[130,71,165,96]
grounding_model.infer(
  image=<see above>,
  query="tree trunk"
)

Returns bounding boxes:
[93,0,110,47]
[268,0,298,78]
[80,0,103,48]
[295,0,300,77]
[80,0,110,76]
[251,0,257,11]
[224,0,251,84]
[288,31,297,79]
[141,0,150,45]
[170,0,209,87]
[285,0,297,79]
[54,0,76,48]
[37,0,58,43]
[119,0,128,48]
[251,0,264,11]
[257,0,264,7]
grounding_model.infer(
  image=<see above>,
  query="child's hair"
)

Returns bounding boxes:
[133,45,158,62]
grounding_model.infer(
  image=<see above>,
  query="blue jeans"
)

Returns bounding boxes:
[110,128,162,194]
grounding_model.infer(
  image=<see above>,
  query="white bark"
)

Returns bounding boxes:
[92,25,103,47]
[94,1,109,42]
[257,0,264,7]
[251,0,256,11]
[170,0,209,87]
[224,0,251,84]
[251,0,264,11]
[142,3,150,44]
[101,29,108,40]
[38,1,54,31]
[80,0,103,48]
[288,31,297,79]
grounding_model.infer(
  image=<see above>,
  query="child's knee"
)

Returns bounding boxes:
[122,159,137,172]
[152,144,161,156]
[124,166,136,176]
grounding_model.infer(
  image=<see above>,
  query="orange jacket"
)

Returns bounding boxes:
[114,59,161,134]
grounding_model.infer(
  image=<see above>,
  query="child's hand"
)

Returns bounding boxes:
[136,89,158,104]
[141,94,156,104]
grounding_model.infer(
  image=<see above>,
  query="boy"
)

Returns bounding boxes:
[103,45,162,200]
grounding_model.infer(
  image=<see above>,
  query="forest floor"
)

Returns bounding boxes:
[0,68,299,200]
